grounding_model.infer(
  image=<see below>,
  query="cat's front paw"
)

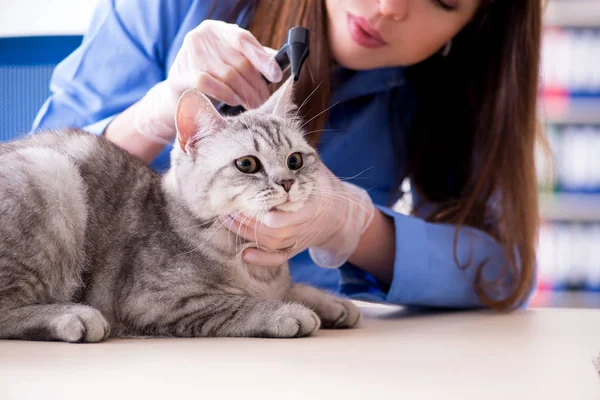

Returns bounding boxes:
[52,305,110,343]
[316,298,361,329]
[264,303,320,338]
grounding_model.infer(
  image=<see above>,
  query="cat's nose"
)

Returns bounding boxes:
[278,178,295,193]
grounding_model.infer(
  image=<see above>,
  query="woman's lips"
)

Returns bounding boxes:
[347,13,387,49]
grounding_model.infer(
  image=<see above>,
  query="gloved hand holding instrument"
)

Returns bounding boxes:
[219,25,310,116]
[134,20,285,144]
[134,22,310,144]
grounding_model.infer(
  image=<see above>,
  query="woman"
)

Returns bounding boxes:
[32,0,541,310]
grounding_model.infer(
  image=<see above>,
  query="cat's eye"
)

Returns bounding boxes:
[235,156,261,174]
[287,153,303,171]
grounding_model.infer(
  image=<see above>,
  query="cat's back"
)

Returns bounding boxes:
[0,129,160,231]
[0,131,93,279]
[2,129,147,172]
[2,129,159,194]
[0,129,97,199]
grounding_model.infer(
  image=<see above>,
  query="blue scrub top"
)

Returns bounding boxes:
[32,0,520,308]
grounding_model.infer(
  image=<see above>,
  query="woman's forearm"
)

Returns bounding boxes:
[348,209,396,285]
[104,101,167,164]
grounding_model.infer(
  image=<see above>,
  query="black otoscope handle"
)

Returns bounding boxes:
[219,27,309,116]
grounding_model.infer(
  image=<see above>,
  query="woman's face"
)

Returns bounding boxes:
[325,0,480,69]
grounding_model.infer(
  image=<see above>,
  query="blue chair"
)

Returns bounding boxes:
[0,36,82,142]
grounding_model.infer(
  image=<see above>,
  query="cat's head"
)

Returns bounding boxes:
[167,78,320,220]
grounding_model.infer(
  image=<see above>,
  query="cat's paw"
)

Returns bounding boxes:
[51,305,110,343]
[316,298,361,329]
[265,303,320,338]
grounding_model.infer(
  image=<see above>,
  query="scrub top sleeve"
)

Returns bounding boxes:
[339,200,518,309]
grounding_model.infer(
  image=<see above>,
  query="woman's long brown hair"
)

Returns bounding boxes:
[245,0,542,311]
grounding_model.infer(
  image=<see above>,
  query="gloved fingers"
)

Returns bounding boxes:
[134,20,281,143]
[193,71,243,107]
[226,49,272,105]
[225,214,300,239]
[220,215,297,251]
[209,60,263,110]
[231,27,283,83]
[263,46,278,57]
[242,248,288,267]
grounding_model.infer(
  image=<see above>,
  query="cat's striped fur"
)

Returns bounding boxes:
[0,80,360,342]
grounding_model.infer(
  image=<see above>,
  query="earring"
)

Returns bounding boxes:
[441,40,452,57]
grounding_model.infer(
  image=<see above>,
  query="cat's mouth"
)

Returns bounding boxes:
[270,199,304,213]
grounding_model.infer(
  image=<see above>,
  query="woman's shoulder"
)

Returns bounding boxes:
[161,0,255,21]
[112,0,252,27]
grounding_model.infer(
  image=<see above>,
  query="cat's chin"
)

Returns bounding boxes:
[271,200,304,213]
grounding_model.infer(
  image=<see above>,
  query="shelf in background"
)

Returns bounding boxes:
[530,290,600,308]
[540,192,600,221]
[539,97,600,125]
[544,1,600,27]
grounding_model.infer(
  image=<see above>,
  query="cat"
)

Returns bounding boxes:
[0,78,360,342]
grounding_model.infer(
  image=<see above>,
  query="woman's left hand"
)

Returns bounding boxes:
[220,163,375,268]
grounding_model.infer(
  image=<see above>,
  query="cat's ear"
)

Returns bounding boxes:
[258,76,296,118]
[175,89,226,153]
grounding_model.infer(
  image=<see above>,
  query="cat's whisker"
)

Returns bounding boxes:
[301,128,337,137]
[174,205,241,235]
[306,62,316,85]
[236,213,254,254]
[316,167,374,182]
[302,220,329,241]
[293,82,322,121]
[260,198,269,236]
[316,183,378,196]
[311,188,372,204]
[254,216,260,252]
[310,191,372,214]
[240,214,251,241]
[239,76,250,110]
[232,212,245,254]
[225,209,245,254]
[177,212,239,256]
[293,212,322,239]
[300,101,340,129]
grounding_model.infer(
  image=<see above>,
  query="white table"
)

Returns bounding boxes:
[1,303,599,400]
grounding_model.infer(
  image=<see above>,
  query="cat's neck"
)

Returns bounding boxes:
[161,170,237,256]
[162,169,216,219]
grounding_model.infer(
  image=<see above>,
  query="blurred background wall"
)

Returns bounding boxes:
[0,0,96,37]
[0,0,97,139]
[538,1,600,298]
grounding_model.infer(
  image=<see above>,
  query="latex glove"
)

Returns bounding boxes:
[134,20,283,144]
[221,163,375,268]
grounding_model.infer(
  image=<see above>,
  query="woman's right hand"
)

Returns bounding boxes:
[134,20,283,144]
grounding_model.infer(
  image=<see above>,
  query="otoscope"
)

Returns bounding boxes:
[218,26,310,116]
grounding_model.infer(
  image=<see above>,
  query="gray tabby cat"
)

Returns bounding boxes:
[0,78,360,342]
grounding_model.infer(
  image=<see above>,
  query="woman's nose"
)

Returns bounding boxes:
[376,0,409,22]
